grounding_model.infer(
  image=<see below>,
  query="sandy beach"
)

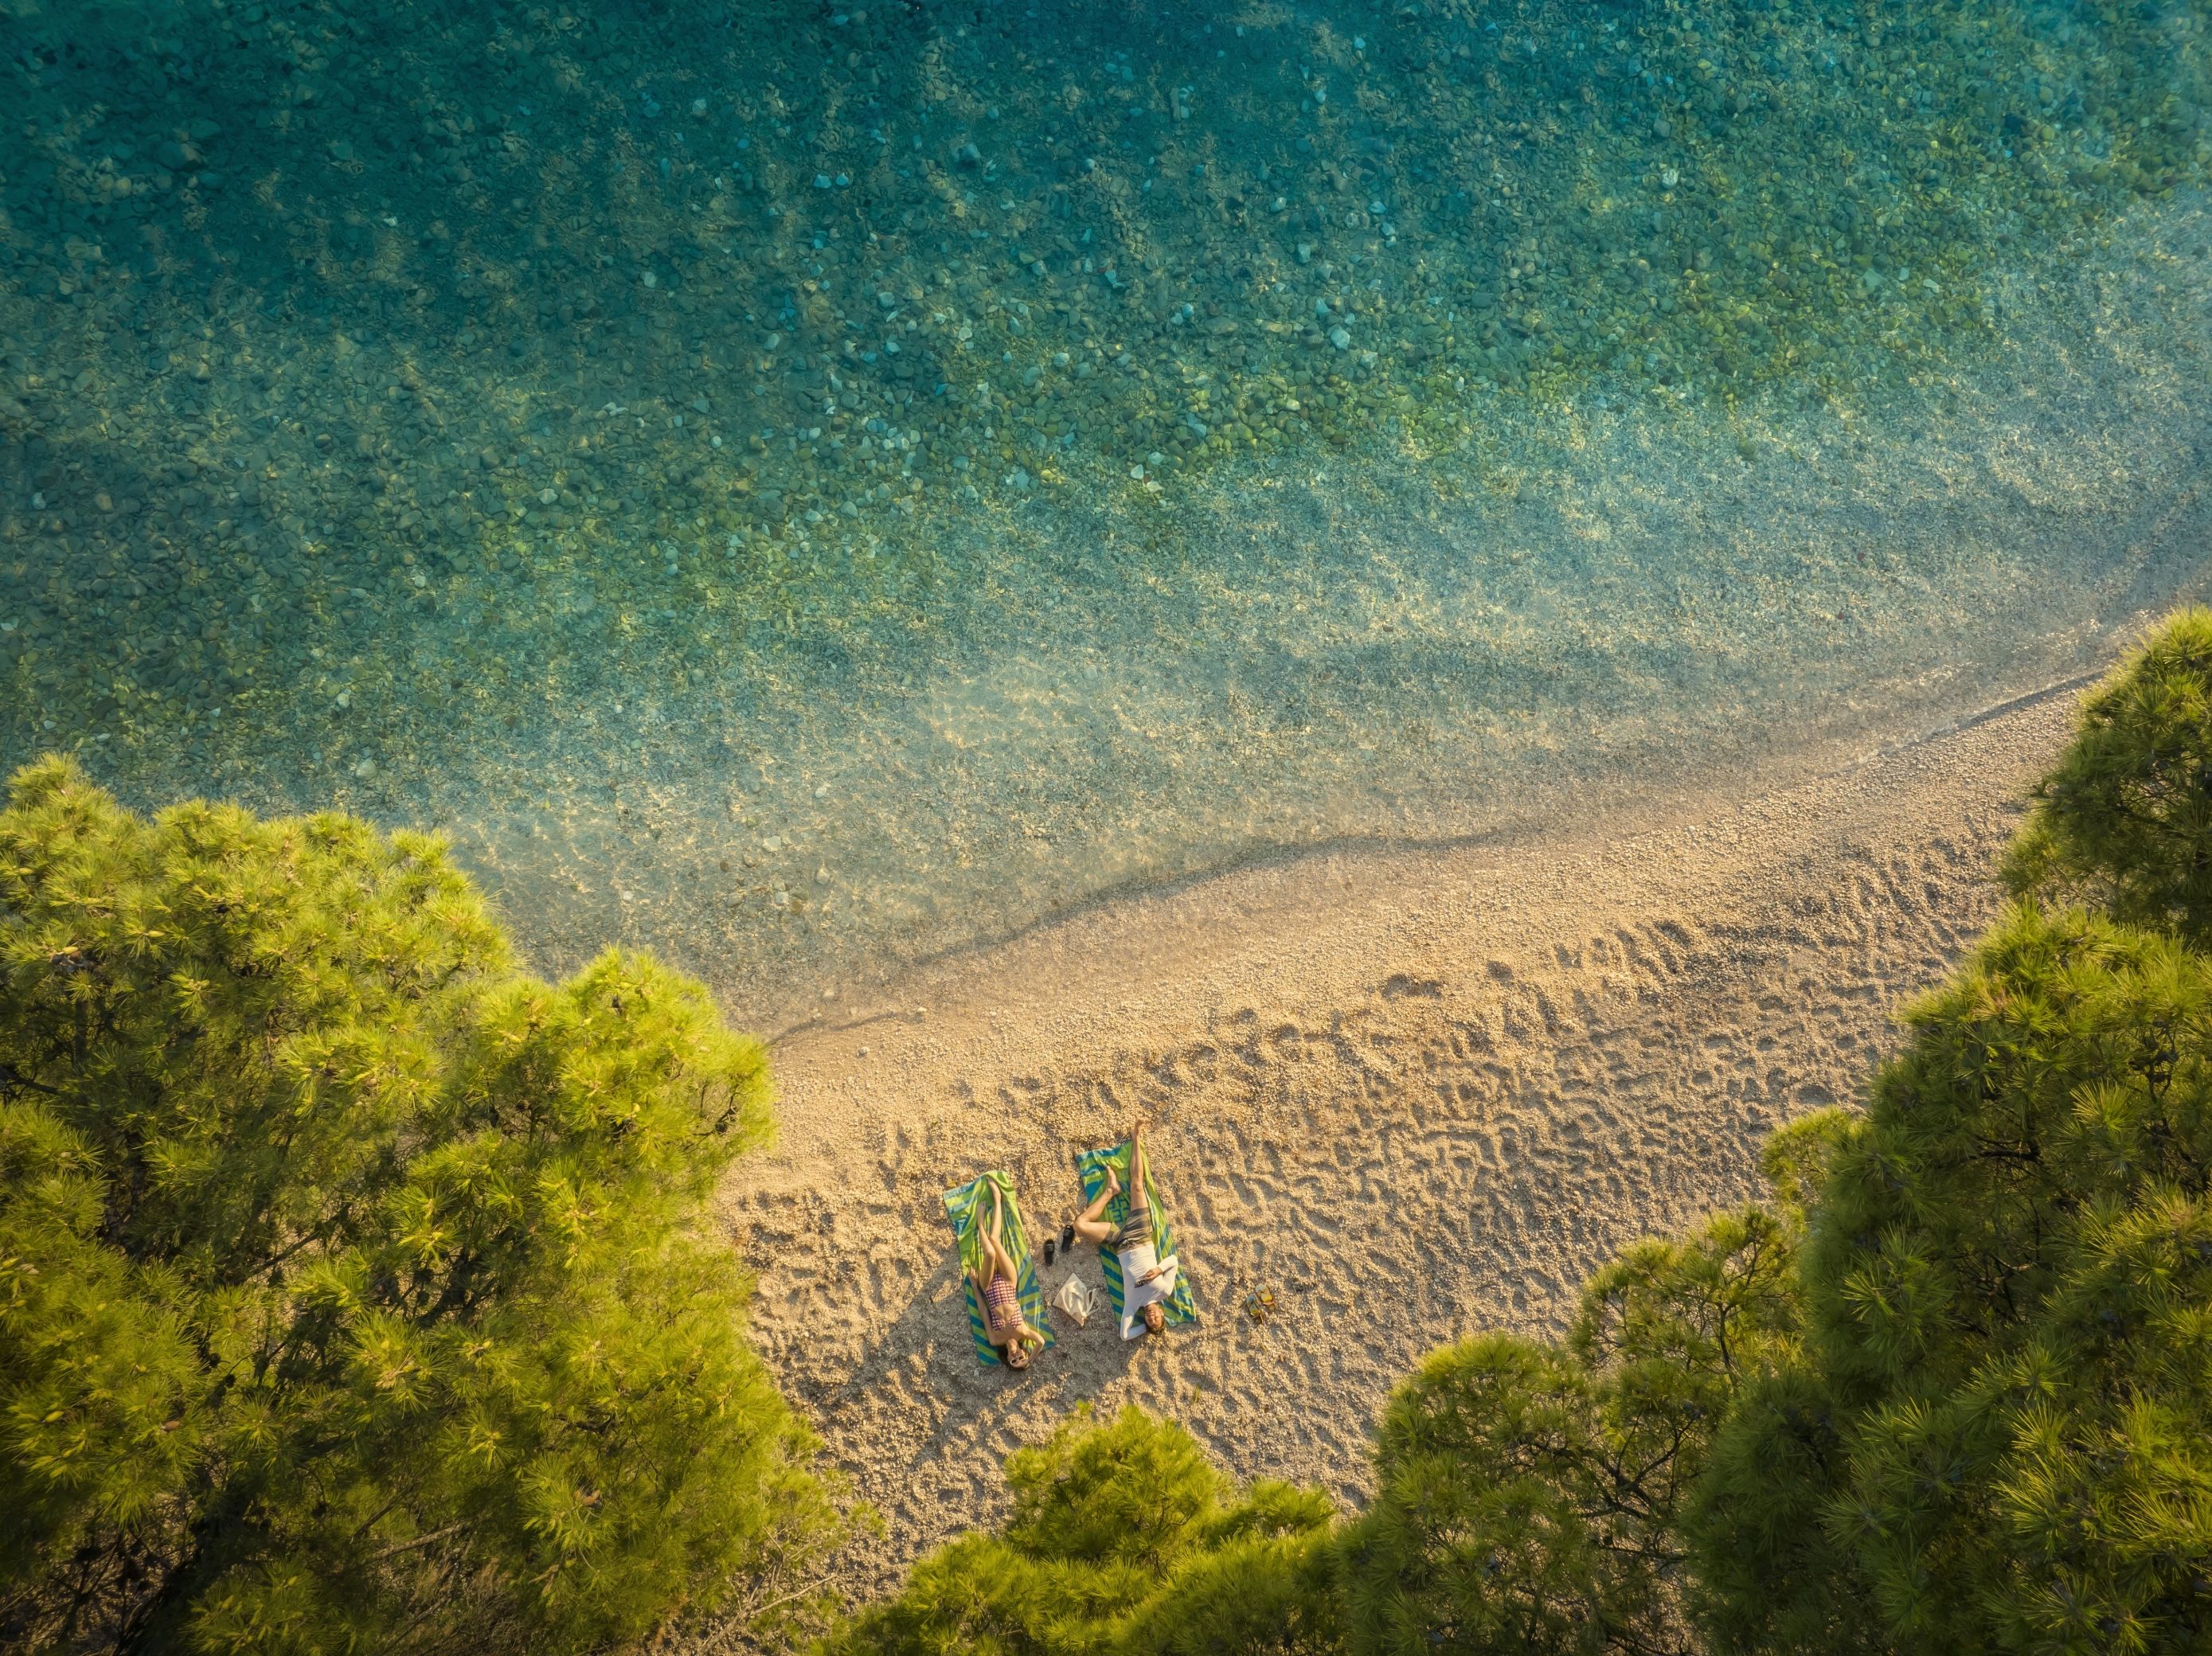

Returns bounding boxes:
[718,670,2089,1601]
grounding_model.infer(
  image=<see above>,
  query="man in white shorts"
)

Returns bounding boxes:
[1073,1119,1178,1338]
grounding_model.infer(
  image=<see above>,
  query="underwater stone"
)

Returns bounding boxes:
[9,0,2196,796]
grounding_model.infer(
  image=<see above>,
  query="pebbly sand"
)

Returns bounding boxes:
[717,666,2096,1607]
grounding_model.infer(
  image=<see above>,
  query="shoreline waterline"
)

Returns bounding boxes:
[755,653,2117,1049]
[422,184,2212,1026]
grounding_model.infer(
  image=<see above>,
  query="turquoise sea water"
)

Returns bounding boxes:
[6,0,2210,1021]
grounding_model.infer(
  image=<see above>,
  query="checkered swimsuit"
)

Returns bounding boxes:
[982,1271,1022,1341]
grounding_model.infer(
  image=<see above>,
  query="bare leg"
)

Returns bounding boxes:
[987,1181,1005,1252]
[1077,1174,1116,1224]
[1128,1121,1151,1208]
[1073,1164,1120,1246]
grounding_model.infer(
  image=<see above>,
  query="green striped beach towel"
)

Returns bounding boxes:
[941,1171,1055,1366]
[1075,1142,1198,1333]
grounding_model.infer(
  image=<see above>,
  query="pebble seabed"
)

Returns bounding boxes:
[5,0,2211,1017]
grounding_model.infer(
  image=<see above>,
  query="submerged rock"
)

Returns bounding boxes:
[2,0,2200,787]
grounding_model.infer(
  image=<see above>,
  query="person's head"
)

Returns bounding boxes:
[1004,1326,1038,1368]
[1141,1303,1166,1335]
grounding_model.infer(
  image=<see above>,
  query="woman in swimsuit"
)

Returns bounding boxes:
[971,1181,1045,1368]
[1073,1119,1177,1337]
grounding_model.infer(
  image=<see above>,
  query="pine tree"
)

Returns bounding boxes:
[0,757,830,1654]
[1336,1116,1827,1656]
[1688,901,2212,1654]
[2004,607,2212,945]
[819,1406,1340,1656]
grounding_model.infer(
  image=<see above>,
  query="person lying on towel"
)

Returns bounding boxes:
[970,1180,1047,1367]
[1073,1119,1180,1338]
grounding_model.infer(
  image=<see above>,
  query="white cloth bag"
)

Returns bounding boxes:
[1055,1275,1098,1327]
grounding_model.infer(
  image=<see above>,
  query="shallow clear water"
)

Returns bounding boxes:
[6,0,2210,1021]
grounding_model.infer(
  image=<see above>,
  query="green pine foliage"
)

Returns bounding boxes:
[819,1406,1340,1656]
[1690,901,2212,1654]
[1338,1119,1823,1656]
[0,757,830,1654]
[2004,607,2212,946]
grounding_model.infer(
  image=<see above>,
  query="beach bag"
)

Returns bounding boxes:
[1055,1275,1098,1328]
